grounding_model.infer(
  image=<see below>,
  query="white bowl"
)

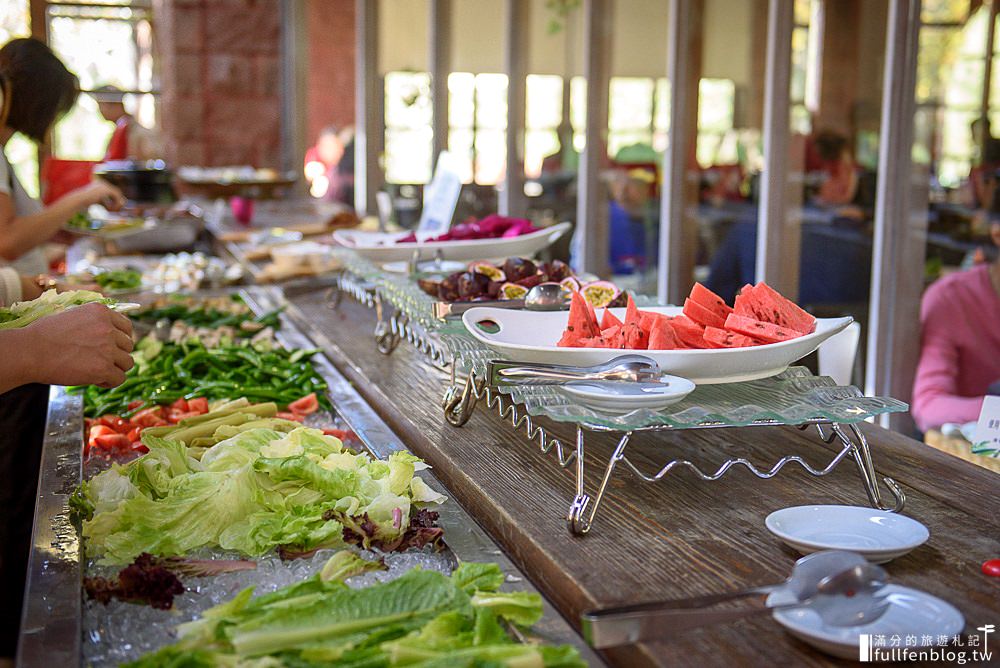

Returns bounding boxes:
[770,585,964,659]
[765,505,929,564]
[558,376,696,413]
[462,305,853,385]
[333,221,571,263]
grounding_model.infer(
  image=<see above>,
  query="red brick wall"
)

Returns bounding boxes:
[156,0,283,167]
[305,0,356,144]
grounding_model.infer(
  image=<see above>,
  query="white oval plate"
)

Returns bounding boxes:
[559,376,696,413]
[765,505,929,564]
[770,585,964,659]
[333,222,572,263]
[381,259,468,274]
[462,306,852,385]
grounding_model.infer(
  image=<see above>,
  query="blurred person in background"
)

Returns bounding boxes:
[806,129,860,208]
[0,39,125,277]
[92,84,162,162]
[0,37,127,664]
[966,117,1000,210]
[304,125,354,207]
[608,167,657,275]
[912,221,1000,433]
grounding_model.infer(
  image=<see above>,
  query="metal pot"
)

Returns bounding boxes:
[93,159,176,203]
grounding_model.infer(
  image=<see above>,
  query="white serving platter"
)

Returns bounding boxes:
[333,221,572,263]
[462,305,852,385]
[765,505,930,564]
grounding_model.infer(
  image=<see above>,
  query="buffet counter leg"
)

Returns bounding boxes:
[374,293,403,354]
[567,428,632,536]
[830,422,906,513]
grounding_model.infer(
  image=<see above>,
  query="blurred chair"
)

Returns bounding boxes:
[818,321,862,386]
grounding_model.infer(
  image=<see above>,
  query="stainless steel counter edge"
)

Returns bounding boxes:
[17,386,83,667]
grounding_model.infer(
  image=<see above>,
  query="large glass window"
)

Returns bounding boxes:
[384,71,433,184]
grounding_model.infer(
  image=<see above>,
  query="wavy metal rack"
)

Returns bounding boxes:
[329,260,909,535]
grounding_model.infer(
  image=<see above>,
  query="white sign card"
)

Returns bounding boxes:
[416,151,462,241]
[971,395,1000,457]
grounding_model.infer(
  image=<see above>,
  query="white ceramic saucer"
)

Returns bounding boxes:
[558,375,696,414]
[765,505,929,564]
[769,584,964,659]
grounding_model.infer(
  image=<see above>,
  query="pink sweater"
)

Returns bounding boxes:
[912,264,1000,431]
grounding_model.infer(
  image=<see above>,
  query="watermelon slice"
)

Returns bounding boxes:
[600,325,626,349]
[600,308,623,330]
[557,291,601,347]
[670,314,709,349]
[683,298,727,329]
[648,318,683,349]
[703,326,757,348]
[724,313,804,344]
[689,282,733,322]
[734,283,815,334]
[622,295,649,349]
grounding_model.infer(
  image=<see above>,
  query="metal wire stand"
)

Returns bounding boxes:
[329,272,452,365]
[441,368,905,536]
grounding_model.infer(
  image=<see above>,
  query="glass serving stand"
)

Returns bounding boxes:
[329,253,910,535]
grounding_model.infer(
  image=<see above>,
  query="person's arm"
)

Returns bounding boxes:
[0,180,125,261]
[0,302,134,394]
[911,287,986,431]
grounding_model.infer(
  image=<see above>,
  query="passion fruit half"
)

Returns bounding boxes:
[468,261,506,282]
[580,280,620,308]
[498,282,529,300]
[559,276,582,293]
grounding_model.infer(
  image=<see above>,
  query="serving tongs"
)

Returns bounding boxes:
[488,355,662,387]
[581,551,890,649]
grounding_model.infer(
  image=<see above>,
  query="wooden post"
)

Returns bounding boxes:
[280,0,308,180]
[756,0,798,300]
[355,0,383,216]
[500,0,528,217]
[575,0,612,277]
[865,0,924,432]
[657,0,701,304]
[429,0,452,165]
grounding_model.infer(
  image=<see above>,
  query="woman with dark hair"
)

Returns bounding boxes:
[0,38,129,664]
[0,38,124,279]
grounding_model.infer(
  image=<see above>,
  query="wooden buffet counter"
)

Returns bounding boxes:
[281,284,1000,667]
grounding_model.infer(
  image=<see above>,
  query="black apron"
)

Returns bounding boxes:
[0,382,49,657]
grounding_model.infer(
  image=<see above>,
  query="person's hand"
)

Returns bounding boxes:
[16,303,134,388]
[74,179,127,212]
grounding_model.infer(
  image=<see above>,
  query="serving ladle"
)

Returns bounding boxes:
[434,282,571,318]
[581,550,890,649]
[487,354,663,386]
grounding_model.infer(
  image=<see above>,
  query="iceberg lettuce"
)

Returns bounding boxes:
[79,427,446,564]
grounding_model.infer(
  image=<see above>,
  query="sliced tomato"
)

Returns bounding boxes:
[289,393,319,416]
[127,400,145,411]
[322,428,358,442]
[126,427,142,443]
[88,424,115,440]
[130,443,149,454]
[134,406,165,420]
[134,412,168,428]
[98,415,131,433]
[170,398,189,412]
[276,411,305,423]
[187,397,209,414]
[170,411,201,423]
[94,433,131,451]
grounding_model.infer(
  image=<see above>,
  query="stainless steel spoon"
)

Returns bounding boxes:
[434,282,571,318]
[488,355,662,386]
[581,551,889,649]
